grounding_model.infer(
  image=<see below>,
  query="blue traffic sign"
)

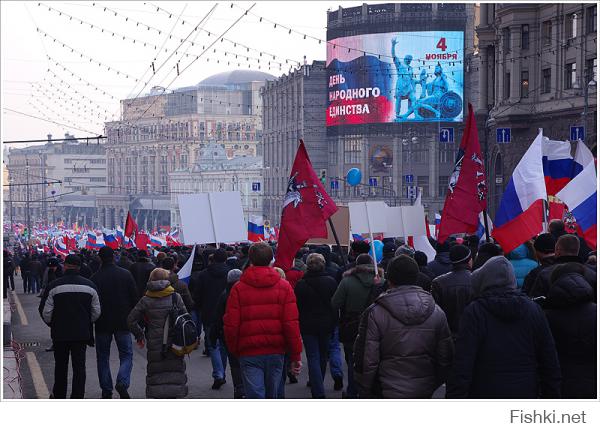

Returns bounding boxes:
[439,127,454,143]
[570,126,585,141]
[251,182,261,192]
[368,177,378,187]
[405,174,414,184]
[496,128,511,143]
[330,180,339,190]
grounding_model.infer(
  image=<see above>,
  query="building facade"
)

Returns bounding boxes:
[169,141,263,227]
[5,133,107,227]
[477,3,597,216]
[262,61,328,224]
[101,70,273,229]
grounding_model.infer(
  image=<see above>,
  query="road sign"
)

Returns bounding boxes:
[407,186,417,199]
[330,179,339,190]
[251,182,261,192]
[368,177,378,187]
[496,128,511,143]
[570,125,585,141]
[439,127,454,143]
[405,174,414,184]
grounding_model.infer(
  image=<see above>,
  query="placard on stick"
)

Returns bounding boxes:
[178,192,247,245]
[307,206,350,246]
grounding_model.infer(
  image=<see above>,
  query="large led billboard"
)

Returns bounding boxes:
[326,31,464,126]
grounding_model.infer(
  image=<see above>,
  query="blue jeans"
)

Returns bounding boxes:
[303,332,332,398]
[204,323,228,380]
[95,331,133,394]
[28,274,40,293]
[239,354,284,399]
[328,326,343,380]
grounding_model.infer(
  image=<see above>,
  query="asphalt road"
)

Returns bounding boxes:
[6,277,445,399]
[6,277,347,399]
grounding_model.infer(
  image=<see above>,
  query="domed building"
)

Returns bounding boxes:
[100,70,274,229]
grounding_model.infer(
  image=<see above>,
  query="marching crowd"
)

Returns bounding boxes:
[2,218,597,399]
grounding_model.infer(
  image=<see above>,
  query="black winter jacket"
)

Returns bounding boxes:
[129,258,156,298]
[446,257,561,399]
[522,256,555,296]
[294,270,337,335]
[529,255,596,302]
[545,266,597,398]
[90,263,138,333]
[191,262,230,325]
[39,270,100,343]
[426,252,452,279]
[354,285,454,398]
[431,267,473,336]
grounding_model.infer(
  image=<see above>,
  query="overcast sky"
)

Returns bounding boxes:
[1,1,351,147]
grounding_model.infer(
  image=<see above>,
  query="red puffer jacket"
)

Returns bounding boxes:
[224,266,303,361]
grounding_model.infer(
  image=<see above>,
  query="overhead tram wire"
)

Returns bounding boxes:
[3,108,102,135]
[117,3,257,138]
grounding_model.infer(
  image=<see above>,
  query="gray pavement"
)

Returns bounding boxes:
[5,277,347,399]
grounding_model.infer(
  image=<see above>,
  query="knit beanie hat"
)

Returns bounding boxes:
[533,233,556,253]
[450,244,471,265]
[227,269,242,284]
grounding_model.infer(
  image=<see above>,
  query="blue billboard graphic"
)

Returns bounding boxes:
[326,31,464,126]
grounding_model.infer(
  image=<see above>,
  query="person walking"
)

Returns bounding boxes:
[223,242,303,399]
[522,233,556,296]
[192,248,230,390]
[446,256,561,398]
[28,254,43,294]
[544,262,596,398]
[127,268,188,399]
[19,253,31,294]
[3,251,15,298]
[426,240,453,278]
[129,250,156,298]
[90,247,139,399]
[294,253,338,398]
[39,254,101,399]
[431,244,473,338]
[506,242,538,290]
[40,257,63,298]
[161,257,195,313]
[331,253,385,398]
[354,255,454,398]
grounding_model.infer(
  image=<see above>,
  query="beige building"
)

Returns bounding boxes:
[477,3,597,216]
[100,70,273,229]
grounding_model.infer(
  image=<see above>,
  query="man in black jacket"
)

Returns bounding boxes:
[90,247,138,399]
[522,233,555,296]
[39,254,101,399]
[431,245,473,338]
[129,249,155,298]
[191,248,230,389]
[446,256,561,398]
[530,234,596,302]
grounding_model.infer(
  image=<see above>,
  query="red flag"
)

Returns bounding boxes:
[124,211,138,238]
[438,103,487,243]
[274,140,338,270]
[135,233,149,251]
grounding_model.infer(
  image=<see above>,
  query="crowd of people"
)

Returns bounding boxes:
[2,218,596,399]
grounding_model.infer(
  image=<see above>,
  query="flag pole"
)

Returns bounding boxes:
[482,210,491,242]
[364,201,378,276]
[328,217,348,266]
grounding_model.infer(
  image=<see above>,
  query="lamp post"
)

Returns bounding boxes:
[582,78,597,139]
[402,136,418,205]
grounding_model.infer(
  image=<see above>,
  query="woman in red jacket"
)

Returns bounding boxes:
[224,242,303,399]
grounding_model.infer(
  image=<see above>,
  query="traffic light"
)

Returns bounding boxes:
[319,169,327,186]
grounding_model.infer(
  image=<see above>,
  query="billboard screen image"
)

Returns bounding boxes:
[326,31,464,126]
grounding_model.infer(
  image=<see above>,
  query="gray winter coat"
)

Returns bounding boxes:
[354,285,454,398]
[127,280,188,399]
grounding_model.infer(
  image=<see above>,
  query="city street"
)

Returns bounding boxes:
[7,278,348,399]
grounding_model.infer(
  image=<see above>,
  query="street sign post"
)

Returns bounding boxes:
[439,127,454,143]
[330,179,339,190]
[251,182,261,192]
[405,174,414,184]
[368,177,378,187]
[496,128,511,143]
[570,126,585,141]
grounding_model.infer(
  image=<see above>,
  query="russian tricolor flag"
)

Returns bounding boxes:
[248,216,265,242]
[177,245,196,284]
[557,144,597,250]
[150,235,166,248]
[492,131,547,252]
[104,232,119,250]
[86,232,99,250]
[54,238,69,257]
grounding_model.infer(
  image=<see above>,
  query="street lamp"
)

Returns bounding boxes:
[402,136,418,205]
[583,78,597,135]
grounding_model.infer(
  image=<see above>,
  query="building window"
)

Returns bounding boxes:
[542,68,552,93]
[542,20,552,45]
[521,70,529,98]
[343,137,362,164]
[521,24,529,49]
[417,176,429,198]
[587,6,597,34]
[565,13,578,40]
[564,62,577,89]
[438,176,449,197]
[585,58,597,84]
[502,27,511,53]
[504,72,511,99]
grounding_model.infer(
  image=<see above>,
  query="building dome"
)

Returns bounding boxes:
[197,70,275,86]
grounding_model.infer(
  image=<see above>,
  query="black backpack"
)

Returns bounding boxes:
[162,294,198,357]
